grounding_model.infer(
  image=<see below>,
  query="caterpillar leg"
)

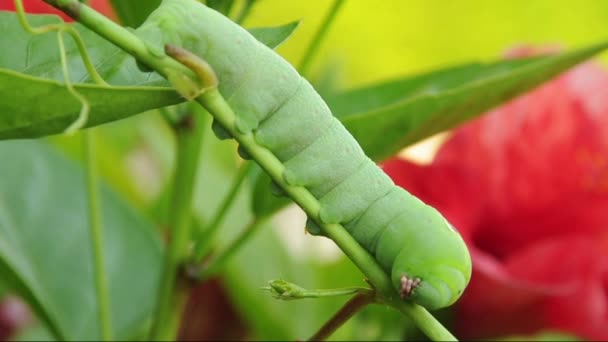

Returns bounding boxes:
[164,44,219,100]
[399,275,421,299]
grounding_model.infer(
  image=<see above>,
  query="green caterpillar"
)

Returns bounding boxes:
[137,0,472,310]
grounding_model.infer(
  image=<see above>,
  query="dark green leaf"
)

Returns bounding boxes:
[0,140,162,340]
[328,43,608,161]
[108,0,162,27]
[249,21,300,49]
[0,69,181,140]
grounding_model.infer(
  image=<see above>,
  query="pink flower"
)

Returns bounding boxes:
[383,61,608,340]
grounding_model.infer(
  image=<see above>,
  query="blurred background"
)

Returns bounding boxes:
[2,0,608,341]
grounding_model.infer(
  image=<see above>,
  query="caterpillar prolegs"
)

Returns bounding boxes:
[138,0,472,310]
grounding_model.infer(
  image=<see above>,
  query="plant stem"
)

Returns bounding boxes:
[42,2,458,340]
[44,0,195,81]
[83,130,113,341]
[195,217,266,280]
[235,0,255,24]
[394,301,457,341]
[263,279,373,301]
[163,276,190,340]
[298,0,345,76]
[149,107,207,341]
[308,293,373,341]
[191,162,253,262]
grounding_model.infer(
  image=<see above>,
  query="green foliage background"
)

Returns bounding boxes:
[248,0,608,88]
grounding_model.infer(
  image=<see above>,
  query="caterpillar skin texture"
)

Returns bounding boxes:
[138,0,472,310]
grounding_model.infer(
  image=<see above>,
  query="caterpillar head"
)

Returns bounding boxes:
[389,221,472,310]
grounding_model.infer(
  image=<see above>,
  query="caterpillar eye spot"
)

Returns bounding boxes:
[399,275,421,299]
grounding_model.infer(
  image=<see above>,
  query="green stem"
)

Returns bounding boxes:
[394,301,457,341]
[298,0,345,76]
[83,130,113,341]
[149,107,208,341]
[42,2,457,340]
[308,293,374,341]
[195,217,266,280]
[235,0,255,25]
[263,279,373,301]
[15,0,107,87]
[192,162,253,262]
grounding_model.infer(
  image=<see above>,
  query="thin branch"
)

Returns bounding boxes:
[308,293,374,341]
[263,279,373,301]
[194,217,266,280]
[191,162,253,262]
[149,108,208,340]
[298,0,346,76]
[235,0,256,25]
[83,130,113,341]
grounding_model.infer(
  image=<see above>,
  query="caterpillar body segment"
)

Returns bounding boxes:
[139,0,472,310]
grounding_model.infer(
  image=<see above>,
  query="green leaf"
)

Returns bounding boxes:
[0,12,180,139]
[108,0,162,27]
[0,69,181,140]
[0,140,162,340]
[0,12,299,140]
[328,42,608,161]
[0,13,163,85]
[249,21,301,49]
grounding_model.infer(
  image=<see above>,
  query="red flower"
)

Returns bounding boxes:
[383,61,608,340]
[0,0,115,22]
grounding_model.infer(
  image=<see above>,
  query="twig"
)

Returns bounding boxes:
[83,130,113,341]
[149,108,207,340]
[263,279,373,301]
[192,162,253,262]
[308,293,374,341]
[298,0,346,76]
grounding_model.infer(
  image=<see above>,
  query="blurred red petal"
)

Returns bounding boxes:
[0,296,31,341]
[432,62,608,256]
[382,158,484,239]
[543,277,608,340]
[457,236,608,339]
[385,60,608,340]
